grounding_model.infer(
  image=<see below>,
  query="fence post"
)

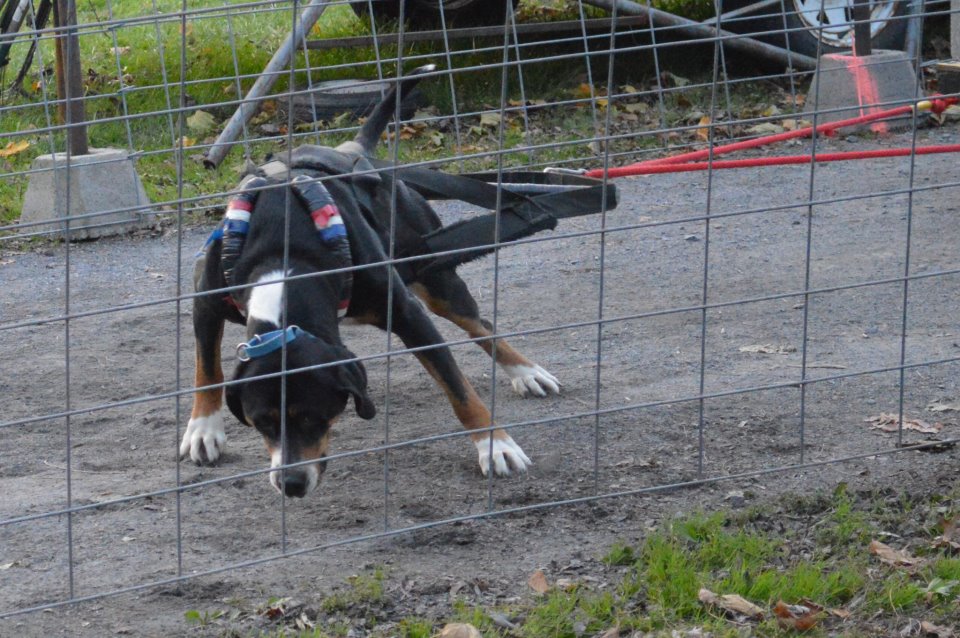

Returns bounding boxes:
[54,0,88,156]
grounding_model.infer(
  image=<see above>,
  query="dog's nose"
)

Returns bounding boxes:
[281,472,308,498]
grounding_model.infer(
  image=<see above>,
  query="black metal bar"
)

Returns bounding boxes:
[305,15,650,50]
[853,0,872,56]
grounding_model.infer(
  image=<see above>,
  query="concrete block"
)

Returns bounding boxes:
[19,148,152,240]
[809,50,921,133]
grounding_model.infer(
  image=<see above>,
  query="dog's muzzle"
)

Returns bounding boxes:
[269,449,322,498]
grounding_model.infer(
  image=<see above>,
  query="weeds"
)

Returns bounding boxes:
[216,485,960,637]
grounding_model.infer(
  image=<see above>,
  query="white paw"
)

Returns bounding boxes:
[180,412,227,464]
[504,363,561,397]
[475,434,532,476]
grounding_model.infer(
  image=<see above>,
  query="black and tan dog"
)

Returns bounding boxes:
[181,65,561,497]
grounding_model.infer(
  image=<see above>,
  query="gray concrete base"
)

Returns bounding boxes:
[809,50,920,133]
[19,148,152,240]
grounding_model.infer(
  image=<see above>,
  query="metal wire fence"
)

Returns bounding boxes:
[1,0,959,622]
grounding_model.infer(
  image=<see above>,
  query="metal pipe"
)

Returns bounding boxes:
[904,0,924,65]
[582,0,818,70]
[203,0,328,169]
[700,0,781,25]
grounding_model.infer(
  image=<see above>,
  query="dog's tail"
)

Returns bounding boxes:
[337,64,436,157]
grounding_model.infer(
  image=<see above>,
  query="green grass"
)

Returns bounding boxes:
[319,566,386,614]
[1,0,803,230]
[232,485,960,638]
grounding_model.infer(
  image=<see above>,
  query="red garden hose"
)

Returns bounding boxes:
[583,97,958,179]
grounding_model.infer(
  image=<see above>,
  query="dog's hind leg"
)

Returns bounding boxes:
[408,272,560,398]
[180,298,228,464]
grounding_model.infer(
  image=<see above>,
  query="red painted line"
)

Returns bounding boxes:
[839,54,888,134]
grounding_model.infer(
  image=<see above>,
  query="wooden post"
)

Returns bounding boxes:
[54,0,88,156]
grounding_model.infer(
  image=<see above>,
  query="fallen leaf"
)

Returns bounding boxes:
[621,84,639,94]
[555,577,576,591]
[940,104,960,123]
[186,110,216,134]
[597,627,620,638]
[920,621,955,637]
[865,413,943,434]
[762,104,782,117]
[747,122,785,135]
[0,140,30,158]
[528,569,550,594]
[927,400,960,412]
[932,517,960,551]
[439,623,482,638]
[479,112,501,128]
[623,103,648,117]
[573,83,596,99]
[696,115,712,141]
[869,540,921,568]
[698,588,764,620]
[773,600,824,631]
[180,137,196,148]
[660,71,690,87]
[739,344,797,355]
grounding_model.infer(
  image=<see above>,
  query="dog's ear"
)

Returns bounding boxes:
[225,360,250,426]
[334,350,376,420]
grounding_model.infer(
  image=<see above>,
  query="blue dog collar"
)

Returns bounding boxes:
[236,325,312,361]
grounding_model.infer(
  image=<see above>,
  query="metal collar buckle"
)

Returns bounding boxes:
[236,325,307,361]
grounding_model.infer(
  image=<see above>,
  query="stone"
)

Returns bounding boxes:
[19,147,152,240]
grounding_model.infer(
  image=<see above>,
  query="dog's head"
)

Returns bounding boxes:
[225,335,375,497]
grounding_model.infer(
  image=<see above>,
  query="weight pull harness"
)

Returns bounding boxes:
[200,144,619,318]
[198,170,353,319]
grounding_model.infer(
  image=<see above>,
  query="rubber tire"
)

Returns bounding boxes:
[719,0,909,57]
[352,0,516,29]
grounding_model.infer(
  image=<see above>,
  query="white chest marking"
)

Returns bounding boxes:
[246,270,288,327]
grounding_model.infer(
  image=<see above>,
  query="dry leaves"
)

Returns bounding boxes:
[927,399,960,413]
[865,413,943,434]
[698,588,764,620]
[439,623,482,638]
[739,344,797,355]
[695,115,712,141]
[0,140,30,158]
[920,620,955,637]
[527,569,549,594]
[747,122,785,135]
[186,109,216,135]
[931,517,960,552]
[869,540,921,568]
[773,600,825,631]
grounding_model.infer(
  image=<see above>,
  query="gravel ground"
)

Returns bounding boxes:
[1,124,959,636]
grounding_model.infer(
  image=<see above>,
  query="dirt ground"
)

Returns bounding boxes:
[2,124,960,636]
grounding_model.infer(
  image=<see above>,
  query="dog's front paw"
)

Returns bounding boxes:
[180,412,227,464]
[504,364,561,398]
[475,433,531,476]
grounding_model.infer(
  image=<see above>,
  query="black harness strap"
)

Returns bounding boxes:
[277,146,618,276]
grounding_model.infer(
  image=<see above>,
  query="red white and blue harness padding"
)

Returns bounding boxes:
[198,174,352,321]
